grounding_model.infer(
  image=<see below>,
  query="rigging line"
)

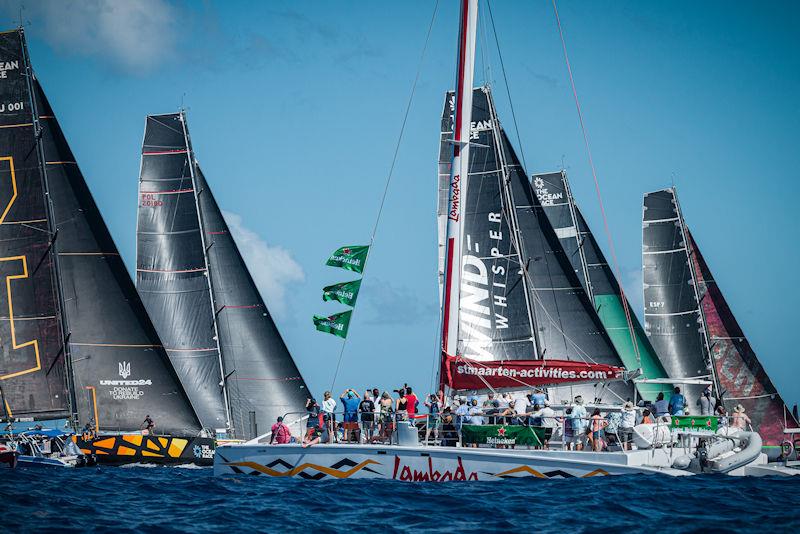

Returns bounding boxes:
[486,0,527,172]
[329,0,440,392]
[551,0,641,366]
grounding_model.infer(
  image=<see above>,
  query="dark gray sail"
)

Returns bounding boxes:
[438,88,537,362]
[642,188,712,407]
[137,112,310,440]
[533,171,671,400]
[0,28,202,435]
[136,113,228,433]
[0,29,68,421]
[503,128,634,403]
[194,166,310,439]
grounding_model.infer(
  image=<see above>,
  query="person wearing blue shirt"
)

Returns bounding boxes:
[531,388,547,408]
[340,389,361,443]
[668,387,686,415]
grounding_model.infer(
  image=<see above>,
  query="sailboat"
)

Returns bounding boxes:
[0,28,212,465]
[435,89,635,406]
[136,112,311,441]
[642,187,798,453]
[531,171,671,401]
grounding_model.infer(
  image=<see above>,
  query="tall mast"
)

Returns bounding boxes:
[19,28,78,426]
[672,187,719,393]
[561,171,595,304]
[179,111,232,435]
[440,0,478,373]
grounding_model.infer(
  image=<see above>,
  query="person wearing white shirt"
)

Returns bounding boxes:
[539,400,558,449]
[322,390,337,443]
[619,401,636,450]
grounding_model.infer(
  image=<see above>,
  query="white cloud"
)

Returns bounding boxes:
[222,210,305,318]
[4,0,178,72]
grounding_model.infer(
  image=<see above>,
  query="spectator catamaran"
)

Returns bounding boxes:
[214,0,786,479]
[0,28,213,465]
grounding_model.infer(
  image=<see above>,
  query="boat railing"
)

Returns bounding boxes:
[265,408,740,454]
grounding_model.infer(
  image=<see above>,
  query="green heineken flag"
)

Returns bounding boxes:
[326,245,369,274]
[313,310,353,339]
[461,425,546,447]
[322,279,362,307]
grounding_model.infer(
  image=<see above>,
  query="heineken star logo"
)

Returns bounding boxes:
[343,248,351,254]
[497,427,507,436]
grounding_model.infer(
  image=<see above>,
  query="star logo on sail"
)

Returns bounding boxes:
[533,177,545,189]
[119,361,131,379]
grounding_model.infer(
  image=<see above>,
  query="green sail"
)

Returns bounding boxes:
[322,279,361,307]
[313,310,353,339]
[325,245,369,274]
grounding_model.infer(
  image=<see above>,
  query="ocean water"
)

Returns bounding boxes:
[3,466,799,533]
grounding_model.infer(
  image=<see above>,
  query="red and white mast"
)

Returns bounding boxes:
[440,0,478,375]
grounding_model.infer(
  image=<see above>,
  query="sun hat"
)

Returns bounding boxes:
[623,401,634,409]
[574,395,584,405]
[544,400,550,407]
[734,404,746,413]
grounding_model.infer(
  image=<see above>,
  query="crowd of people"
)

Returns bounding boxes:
[265,384,753,451]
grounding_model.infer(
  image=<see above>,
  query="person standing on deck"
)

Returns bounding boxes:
[653,392,669,417]
[141,415,155,436]
[570,396,588,451]
[340,389,361,443]
[322,391,337,442]
[359,392,376,443]
[540,400,558,449]
[620,402,636,451]
[405,386,419,422]
[696,387,715,416]
[731,404,752,430]
[668,387,686,416]
[424,393,441,445]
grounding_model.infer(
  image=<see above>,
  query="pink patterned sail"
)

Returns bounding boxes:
[688,230,797,446]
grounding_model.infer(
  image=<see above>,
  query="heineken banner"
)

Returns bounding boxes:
[461,425,546,447]
[326,245,369,274]
[442,354,625,390]
[670,415,718,433]
[313,310,353,339]
[322,279,362,307]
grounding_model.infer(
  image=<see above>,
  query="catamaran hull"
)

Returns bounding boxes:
[214,444,689,480]
[73,435,215,466]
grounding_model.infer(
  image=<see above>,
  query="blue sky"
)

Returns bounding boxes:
[6,0,799,405]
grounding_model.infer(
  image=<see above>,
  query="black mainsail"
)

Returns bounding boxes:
[438,87,633,402]
[644,187,796,443]
[137,112,310,439]
[642,188,713,408]
[136,113,229,433]
[0,29,201,435]
[533,171,670,400]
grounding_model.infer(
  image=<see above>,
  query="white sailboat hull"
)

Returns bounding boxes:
[213,444,692,480]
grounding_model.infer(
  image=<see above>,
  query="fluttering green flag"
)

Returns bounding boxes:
[325,245,369,274]
[322,279,362,307]
[313,310,353,339]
